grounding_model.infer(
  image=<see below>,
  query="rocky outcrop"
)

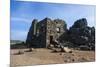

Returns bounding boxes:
[25,18,95,50]
[68,18,95,50]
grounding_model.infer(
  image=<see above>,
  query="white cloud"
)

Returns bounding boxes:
[11,17,32,23]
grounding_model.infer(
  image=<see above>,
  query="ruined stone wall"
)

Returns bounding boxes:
[46,18,66,47]
[26,18,67,48]
[26,19,38,47]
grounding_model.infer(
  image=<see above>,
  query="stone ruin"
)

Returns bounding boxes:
[26,18,95,50]
[26,18,66,48]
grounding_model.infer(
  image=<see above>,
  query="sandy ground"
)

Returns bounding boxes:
[10,48,95,67]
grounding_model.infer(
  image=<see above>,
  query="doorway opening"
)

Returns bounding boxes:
[50,36,53,44]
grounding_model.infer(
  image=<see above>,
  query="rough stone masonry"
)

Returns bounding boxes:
[26,17,66,48]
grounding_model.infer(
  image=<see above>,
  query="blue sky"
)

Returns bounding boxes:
[10,0,96,41]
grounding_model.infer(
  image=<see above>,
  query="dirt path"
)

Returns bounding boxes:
[10,48,95,67]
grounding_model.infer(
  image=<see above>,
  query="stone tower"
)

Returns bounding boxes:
[26,17,67,48]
